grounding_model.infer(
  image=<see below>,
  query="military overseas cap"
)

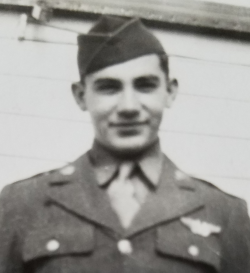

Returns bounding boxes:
[77,15,166,78]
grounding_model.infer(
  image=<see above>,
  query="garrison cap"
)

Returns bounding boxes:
[77,15,166,78]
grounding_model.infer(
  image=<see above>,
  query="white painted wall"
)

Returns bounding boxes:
[1,10,249,210]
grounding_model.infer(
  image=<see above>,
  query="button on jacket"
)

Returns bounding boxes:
[0,151,250,273]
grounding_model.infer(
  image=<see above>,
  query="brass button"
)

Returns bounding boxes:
[188,245,199,256]
[46,239,60,252]
[117,239,133,255]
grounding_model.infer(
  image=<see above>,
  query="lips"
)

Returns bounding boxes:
[110,121,148,127]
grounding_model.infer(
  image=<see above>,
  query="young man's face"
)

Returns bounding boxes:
[74,54,177,154]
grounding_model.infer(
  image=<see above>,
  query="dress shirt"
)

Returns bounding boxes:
[89,140,164,205]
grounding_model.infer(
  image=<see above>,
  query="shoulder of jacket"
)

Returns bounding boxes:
[3,162,78,192]
[191,176,247,205]
[3,152,89,192]
[6,168,59,187]
[164,156,245,203]
[0,163,78,209]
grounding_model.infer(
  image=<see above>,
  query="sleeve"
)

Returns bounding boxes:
[221,198,250,273]
[0,185,23,273]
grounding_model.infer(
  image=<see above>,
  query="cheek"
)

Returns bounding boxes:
[142,92,166,115]
[86,96,116,123]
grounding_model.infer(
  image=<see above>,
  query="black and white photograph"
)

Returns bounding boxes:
[0,0,250,272]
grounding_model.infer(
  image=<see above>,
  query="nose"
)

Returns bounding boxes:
[117,88,140,118]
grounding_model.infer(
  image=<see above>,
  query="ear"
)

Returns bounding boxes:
[71,82,87,111]
[165,78,178,108]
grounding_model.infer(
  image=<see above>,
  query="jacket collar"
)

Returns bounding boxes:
[89,139,163,187]
[46,153,204,237]
[47,154,124,236]
[125,155,204,237]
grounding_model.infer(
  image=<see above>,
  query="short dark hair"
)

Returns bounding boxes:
[158,53,169,79]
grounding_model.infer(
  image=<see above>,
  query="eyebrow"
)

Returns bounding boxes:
[93,75,160,90]
[93,78,121,87]
[133,75,160,85]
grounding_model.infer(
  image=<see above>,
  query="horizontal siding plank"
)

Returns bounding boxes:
[155,28,250,68]
[0,115,94,161]
[0,156,66,190]
[169,58,250,102]
[0,76,84,120]
[0,39,78,81]
[161,95,250,139]
[159,131,250,178]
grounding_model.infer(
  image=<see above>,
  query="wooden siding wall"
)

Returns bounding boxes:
[1,10,250,210]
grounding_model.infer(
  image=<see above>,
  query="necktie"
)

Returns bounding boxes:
[107,161,140,228]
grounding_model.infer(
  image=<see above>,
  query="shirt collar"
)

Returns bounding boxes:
[89,140,164,188]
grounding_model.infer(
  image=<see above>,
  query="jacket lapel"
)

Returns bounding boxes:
[126,156,205,237]
[46,153,204,237]
[46,154,124,235]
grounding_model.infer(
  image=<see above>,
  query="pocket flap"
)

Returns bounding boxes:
[156,224,221,271]
[23,225,94,262]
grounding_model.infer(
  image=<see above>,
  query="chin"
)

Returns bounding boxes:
[108,136,153,155]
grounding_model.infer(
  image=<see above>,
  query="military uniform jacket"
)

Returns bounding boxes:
[0,152,250,273]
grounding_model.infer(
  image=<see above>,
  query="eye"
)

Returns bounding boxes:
[93,79,122,94]
[134,76,159,93]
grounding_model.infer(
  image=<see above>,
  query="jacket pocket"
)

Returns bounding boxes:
[22,224,94,262]
[156,223,221,272]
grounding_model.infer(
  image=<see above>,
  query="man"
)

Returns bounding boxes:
[0,15,249,273]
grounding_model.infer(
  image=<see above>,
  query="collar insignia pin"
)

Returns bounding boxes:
[180,217,222,237]
[60,165,75,176]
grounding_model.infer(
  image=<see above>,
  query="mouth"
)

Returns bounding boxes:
[110,121,149,128]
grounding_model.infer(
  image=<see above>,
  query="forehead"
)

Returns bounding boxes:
[85,54,164,83]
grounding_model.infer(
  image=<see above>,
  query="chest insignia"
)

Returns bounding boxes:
[180,217,222,237]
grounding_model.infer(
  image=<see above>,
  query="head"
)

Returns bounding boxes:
[72,16,178,155]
